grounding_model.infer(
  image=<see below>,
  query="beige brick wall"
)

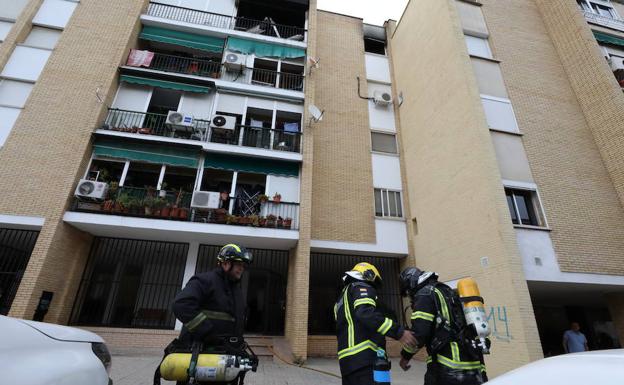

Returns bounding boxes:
[2,0,148,320]
[310,11,376,243]
[391,0,543,376]
[479,0,624,275]
[80,327,178,350]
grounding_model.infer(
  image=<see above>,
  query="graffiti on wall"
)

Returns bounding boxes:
[486,306,513,342]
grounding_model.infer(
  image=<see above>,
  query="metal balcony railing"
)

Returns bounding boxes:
[142,52,222,78]
[207,124,301,153]
[191,197,299,230]
[101,109,210,141]
[250,67,304,91]
[582,10,624,32]
[147,2,307,41]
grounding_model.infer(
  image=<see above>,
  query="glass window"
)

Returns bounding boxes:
[0,21,13,41]
[465,35,492,58]
[0,106,21,147]
[23,27,61,50]
[374,188,403,218]
[0,0,29,21]
[32,0,78,29]
[0,80,33,108]
[364,38,386,55]
[1,46,51,82]
[505,187,543,227]
[87,159,126,184]
[371,132,398,154]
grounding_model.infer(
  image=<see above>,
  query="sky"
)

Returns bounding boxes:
[316,0,409,26]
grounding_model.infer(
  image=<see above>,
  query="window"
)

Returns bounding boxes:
[578,1,620,18]
[364,38,386,55]
[0,80,33,108]
[0,106,21,147]
[1,46,51,81]
[0,21,13,42]
[374,188,403,218]
[481,95,519,133]
[465,35,492,59]
[23,27,61,50]
[371,132,398,154]
[0,0,29,21]
[32,0,78,29]
[505,187,545,227]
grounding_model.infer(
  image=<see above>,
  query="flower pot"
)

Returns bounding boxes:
[283,219,292,229]
[144,206,153,216]
[170,207,180,217]
[266,219,276,228]
[139,127,152,135]
[161,207,171,217]
[153,209,161,217]
[273,197,281,203]
[179,208,189,220]
[239,217,251,225]
[259,218,267,227]
[277,218,284,228]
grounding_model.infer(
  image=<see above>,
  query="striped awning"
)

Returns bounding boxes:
[120,75,211,93]
[94,138,200,168]
[203,153,299,177]
[140,26,225,53]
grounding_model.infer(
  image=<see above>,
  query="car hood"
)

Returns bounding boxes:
[17,318,105,343]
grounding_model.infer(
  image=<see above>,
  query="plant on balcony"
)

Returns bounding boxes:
[127,198,142,215]
[277,216,284,228]
[152,197,167,217]
[178,207,189,220]
[258,194,269,204]
[226,215,240,225]
[116,193,132,213]
[272,193,282,203]
[266,214,277,228]
[102,200,114,212]
[258,216,267,227]
[215,208,228,224]
[161,203,171,218]
[138,127,152,135]
[238,216,252,225]
[143,196,155,216]
[248,215,260,227]
[282,217,293,229]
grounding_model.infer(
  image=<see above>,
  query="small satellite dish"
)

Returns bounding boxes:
[308,105,324,122]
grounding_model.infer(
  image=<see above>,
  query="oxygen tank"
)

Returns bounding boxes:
[160,353,254,382]
[457,277,491,354]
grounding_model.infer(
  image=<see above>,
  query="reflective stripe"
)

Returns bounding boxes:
[338,340,380,359]
[436,354,482,370]
[333,303,338,321]
[434,288,450,321]
[354,298,376,307]
[185,312,207,332]
[184,310,234,332]
[343,286,355,347]
[403,344,417,354]
[222,243,241,252]
[426,356,432,364]
[377,317,393,335]
[411,311,435,321]
[450,342,460,362]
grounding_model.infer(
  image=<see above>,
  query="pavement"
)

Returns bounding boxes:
[110,350,426,385]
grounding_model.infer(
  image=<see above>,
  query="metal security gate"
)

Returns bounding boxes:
[0,229,39,315]
[70,238,188,329]
[309,253,403,335]
[196,245,288,335]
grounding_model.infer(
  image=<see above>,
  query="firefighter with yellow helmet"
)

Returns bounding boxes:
[335,262,417,385]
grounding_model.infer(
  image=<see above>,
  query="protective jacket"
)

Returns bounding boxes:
[401,282,486,383]
[172,267,245,345]
[335,280,403,375]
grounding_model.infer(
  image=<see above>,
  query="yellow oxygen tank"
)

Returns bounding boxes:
[457,277,491,354]
[160,353,251,382]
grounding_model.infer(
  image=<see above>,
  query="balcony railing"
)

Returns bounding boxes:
[147,2,307,41]
[100,109,302,153]
[582,10,624,32]
[71,186,299,230]
[250,68,304,91]
[101,109,210,141]
[146,52,221,78]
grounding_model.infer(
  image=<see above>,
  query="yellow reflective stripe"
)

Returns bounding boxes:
[343,286,355,347]
[411,311,435,321]
[185,312,207,332]
[434,288,450,320]
[353,298,376,307]
[436,354,482,370]
[333,303,338,321]
[338,340,380,359]
[426,356,432,364]
[451,342,460,362]
[222,243,241,252]
[403,344,416,354]
[376,317,393,335]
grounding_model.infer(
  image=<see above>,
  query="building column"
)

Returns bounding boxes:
[175,242,199,331]
[606,293,624,347]
[284,243,310,361]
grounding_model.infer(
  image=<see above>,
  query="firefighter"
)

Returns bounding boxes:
[398,267,488,385]
[335,262,417,385]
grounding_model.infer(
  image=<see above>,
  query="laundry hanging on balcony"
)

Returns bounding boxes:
[203,153,299,177]
[139,26,225,53]
[120,75,212,93]
[127,49,155,67]
[226,37,305,59]
[93,138,201,168]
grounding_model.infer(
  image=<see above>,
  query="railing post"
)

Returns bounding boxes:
[238,125,245,146]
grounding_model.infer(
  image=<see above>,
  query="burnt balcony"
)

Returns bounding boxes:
[71,186,299,230]
[146,2,307,41]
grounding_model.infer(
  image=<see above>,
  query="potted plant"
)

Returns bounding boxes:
[258,194,269,204]
[152,197,166,217]
[226,215,240,225]
[127,198,142,215]
[161,203,171,218]
[138,127,152,135]
[277,216,284,228]
[266,214,277,228]
[178,207,189,220]
[248,215,260,227]
[283,217,293,229]
[215,208,228,224]
[101,199,114,212]
[258,216,267,227]
[272,193,282,203]
[116,193,132,214]
[238,216,251,225]
[143,196,155,216]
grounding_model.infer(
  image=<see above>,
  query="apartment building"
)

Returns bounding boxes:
[0,0,622,377]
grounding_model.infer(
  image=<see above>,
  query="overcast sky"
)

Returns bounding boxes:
[316,0,409,26]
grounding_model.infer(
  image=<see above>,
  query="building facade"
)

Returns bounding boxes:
[0,0,622,377]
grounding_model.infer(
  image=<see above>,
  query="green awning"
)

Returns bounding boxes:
[227,37,305,59]
[120,75,211,93]
[593,30,624,48]
[140,26,225,53]
[94,139,200,168]
[203,153,299,177]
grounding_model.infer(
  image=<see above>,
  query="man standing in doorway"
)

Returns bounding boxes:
[563,322,589,353]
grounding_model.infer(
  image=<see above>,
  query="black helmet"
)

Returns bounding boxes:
[399,267,437,296]
[217,244,253,265]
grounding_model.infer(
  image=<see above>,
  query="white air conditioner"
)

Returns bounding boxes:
[75,179,108,200]
[191,191,221,209]
[166,111,194,127]
[373,90,393,106]
[609,56,624,72]
[223,52,246,72]
[210,115,236,130]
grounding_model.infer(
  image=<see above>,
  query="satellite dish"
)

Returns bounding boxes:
[308,105,324,122]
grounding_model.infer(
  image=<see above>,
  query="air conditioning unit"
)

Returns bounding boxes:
[191,191,221,209]
[609,56,624,72]
[373,90,393,106]
[223,52,246,72]
[166,111,194,127]
[75,179,108,200]
[210,115,236,130]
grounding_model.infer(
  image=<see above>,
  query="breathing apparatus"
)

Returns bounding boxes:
[457,277,491,354]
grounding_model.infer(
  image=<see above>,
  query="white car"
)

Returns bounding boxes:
[488,349,624,385]
[0,315,112,385]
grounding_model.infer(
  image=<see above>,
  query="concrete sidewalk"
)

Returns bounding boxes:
[110,351,426,385]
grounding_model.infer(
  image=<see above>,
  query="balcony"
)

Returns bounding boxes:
[71,186,299,231]
[582,9,624,32]
[99,109,302,153]
[124,51,305,92]
[146,2,307,42]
